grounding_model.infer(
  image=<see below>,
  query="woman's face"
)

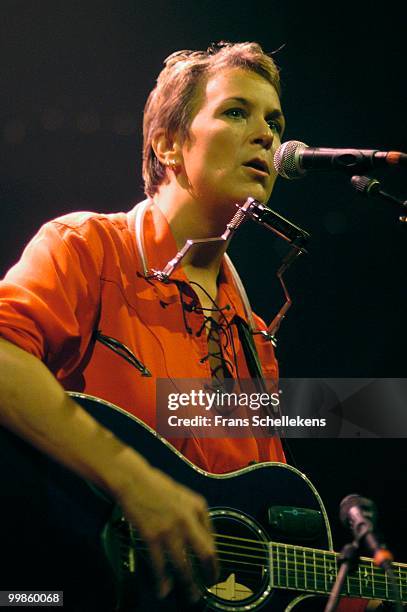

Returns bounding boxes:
[179,67,285,209]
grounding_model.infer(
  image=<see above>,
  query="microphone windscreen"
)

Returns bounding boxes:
[339,494,377,527]
[273,140,308,179]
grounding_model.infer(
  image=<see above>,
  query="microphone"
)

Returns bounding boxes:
[350,175,381,196]
[274,140,407,179]
[351,175,407,215]
[339,494,393,569]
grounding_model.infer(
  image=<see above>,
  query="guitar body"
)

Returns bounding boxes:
[0,393,352,611]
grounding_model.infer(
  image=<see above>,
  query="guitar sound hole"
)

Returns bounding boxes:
[202,509,270,610]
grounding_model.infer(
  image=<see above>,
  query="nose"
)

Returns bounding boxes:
[251,121,274,150]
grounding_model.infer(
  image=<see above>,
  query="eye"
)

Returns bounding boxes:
[266,118,283,135]
[224,107,247,119]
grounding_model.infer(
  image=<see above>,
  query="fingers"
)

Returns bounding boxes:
[143,497,217,602]
[188,497,219,586]
[146,540,173,599]
[145,526,200,603]
[165,534,200,603]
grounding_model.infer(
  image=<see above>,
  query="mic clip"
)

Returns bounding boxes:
[236,197,310,249]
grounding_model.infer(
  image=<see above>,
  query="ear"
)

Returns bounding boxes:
[151,128,182,166]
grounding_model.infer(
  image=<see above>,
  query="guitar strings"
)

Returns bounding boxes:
[113,520,407,577]
[115,545,407,601]
[115,528,407,572]
[115,529,407,579]
[112,533,407,594]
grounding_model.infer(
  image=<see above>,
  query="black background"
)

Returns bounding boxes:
[1,1,406,564]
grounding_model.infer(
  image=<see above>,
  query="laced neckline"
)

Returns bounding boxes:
[179,280,240,388]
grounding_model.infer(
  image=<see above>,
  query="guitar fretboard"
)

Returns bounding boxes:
[269,541,407,602]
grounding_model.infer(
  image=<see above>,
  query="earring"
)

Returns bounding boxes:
[166,159,178,171]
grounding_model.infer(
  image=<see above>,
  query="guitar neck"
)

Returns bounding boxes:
[269,541,407,603]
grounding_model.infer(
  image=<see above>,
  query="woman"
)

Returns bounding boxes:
[0,42,376,610]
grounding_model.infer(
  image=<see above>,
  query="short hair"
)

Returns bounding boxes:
[142,41,281,197]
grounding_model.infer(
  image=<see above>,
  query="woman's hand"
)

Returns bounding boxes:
[114,459,218,602]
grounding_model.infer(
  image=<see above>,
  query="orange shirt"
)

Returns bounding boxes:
[0,200,285,472]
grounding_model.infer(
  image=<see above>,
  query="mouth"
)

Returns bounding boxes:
[242,158,270,176]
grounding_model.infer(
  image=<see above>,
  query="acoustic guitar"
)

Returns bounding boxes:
[0,392,405,611]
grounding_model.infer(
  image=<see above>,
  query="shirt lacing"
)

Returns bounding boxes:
[179,281,239,390]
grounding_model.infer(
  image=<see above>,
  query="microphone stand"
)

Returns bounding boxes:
[324,542,360,612]
[325,540,404,612]
[327,494,404,612]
